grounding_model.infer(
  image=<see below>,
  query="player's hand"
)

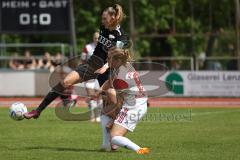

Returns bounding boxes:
[94,65,108,74]
[92,90,102,98]
[108,47,116,57]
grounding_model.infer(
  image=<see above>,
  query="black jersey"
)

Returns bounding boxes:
[75,25,127,83]
[91,25,125,64]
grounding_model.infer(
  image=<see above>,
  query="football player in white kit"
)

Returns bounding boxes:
[81,32,101,122]
[97,48,150,154]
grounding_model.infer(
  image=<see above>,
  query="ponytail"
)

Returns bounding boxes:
[113,4,125,25]
[109,48,132,66]
[104,4,126,28]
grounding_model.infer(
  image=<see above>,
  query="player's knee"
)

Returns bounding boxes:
[110,131,116,138]
[62,78,73,88]
[110,130,121,138]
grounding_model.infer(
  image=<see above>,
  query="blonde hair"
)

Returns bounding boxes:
[109,48,132,65]
[104,4,126,28]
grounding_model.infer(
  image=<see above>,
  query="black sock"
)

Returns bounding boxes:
[60,95,69,100]
[36,83,66,113]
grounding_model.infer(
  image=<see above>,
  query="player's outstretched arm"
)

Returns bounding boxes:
[92,79,111,98]
[106,88,117,105]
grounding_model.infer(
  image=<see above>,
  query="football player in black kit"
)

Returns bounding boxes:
[24,4,128,119]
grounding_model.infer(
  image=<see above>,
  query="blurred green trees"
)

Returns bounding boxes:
[1,0,237,58]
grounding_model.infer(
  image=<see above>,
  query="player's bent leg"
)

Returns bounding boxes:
[59,71,83,108]
[110,123,128,137]
[62,71,82,88]
[110,124,138,151]
[60,71,81,108]
[100,115,112,151]
[24,71,82,119]
[110,124,150,154]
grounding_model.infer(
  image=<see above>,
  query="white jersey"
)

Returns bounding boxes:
[113,62,148,108]
[81,42,96,61]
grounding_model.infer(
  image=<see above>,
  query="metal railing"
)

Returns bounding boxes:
[196,57,240,70]
[0,43,69,57]
[0,56,194,71]
[137,57,194,70]
[1,55,239,71]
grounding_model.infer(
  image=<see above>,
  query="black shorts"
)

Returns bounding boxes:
[97,69,110,86]
[75,55,109,86]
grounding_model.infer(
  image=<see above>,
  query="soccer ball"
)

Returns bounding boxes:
[9,102,28,121]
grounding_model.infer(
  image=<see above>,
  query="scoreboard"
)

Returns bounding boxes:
[0,0,70,34]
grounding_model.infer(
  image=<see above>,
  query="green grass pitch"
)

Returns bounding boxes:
[0,107,240,160]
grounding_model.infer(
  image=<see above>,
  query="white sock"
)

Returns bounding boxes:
[95,99,102,119]
[111,136,141,152]
[89,100,97,119]
[98,99,103,109]
[100,115,112,148]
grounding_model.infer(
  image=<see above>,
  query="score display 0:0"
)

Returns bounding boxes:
[19,13,51,25]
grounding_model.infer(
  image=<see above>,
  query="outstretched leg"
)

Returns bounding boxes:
[110,124,150,154]
[24,71,82,119]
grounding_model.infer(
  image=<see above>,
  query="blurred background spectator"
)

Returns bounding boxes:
[37,52,54,71]
[9,53,24,70]
[51,52,64,68]
[23,50,36,70]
